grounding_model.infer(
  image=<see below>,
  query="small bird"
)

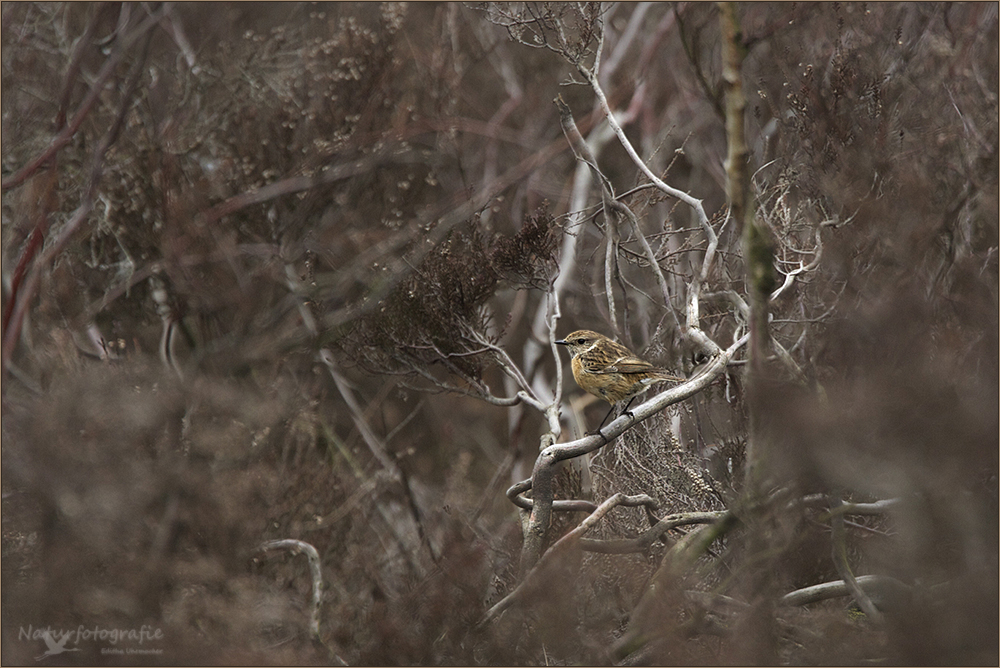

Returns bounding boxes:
[556,330,683,433]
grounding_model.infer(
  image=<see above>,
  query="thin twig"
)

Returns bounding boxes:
[2,16,158,372]
[1,6,167,192]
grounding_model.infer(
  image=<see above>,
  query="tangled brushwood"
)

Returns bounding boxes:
[341,210,558,385]
[2,3,996,665]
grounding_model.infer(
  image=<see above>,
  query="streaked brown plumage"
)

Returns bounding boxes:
[556,330,683,431]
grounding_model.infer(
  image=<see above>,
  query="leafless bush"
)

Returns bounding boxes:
[2,2,996,665]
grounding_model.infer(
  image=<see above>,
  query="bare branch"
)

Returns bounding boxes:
[515,332,747,571]
[780,574,912,609]
[579,510,727,553]
[1,6,167,192]
[481,491,659,625]
[3,17,157,371]
[829,496,885,623]
[254,540,325,640]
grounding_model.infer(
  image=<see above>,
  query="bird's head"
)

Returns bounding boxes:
[555,330,606,357]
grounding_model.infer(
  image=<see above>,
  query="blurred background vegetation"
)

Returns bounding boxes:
[2,2,996,664]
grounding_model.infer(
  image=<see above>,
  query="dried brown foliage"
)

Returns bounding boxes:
[341,210,557,384]
[2,2,996,665]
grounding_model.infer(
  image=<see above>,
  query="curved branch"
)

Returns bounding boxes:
[482,492,658,626]
[579,510,727,553]
[575,58,717,342]
[610,198,681,329]
[781,574,912,610]
[556,94,680,330]
[829,497,885,623]
[613,509,740,661]
[254,540,325,640]
[515,332,748,572]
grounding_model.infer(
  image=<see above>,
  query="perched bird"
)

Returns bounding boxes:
[556,330,683,433]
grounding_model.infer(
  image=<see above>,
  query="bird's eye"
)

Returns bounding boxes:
[576,338,586,344]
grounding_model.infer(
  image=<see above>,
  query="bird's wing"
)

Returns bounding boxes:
[600,356,656,374]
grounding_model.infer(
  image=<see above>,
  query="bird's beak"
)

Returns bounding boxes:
[555,339,567,346]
